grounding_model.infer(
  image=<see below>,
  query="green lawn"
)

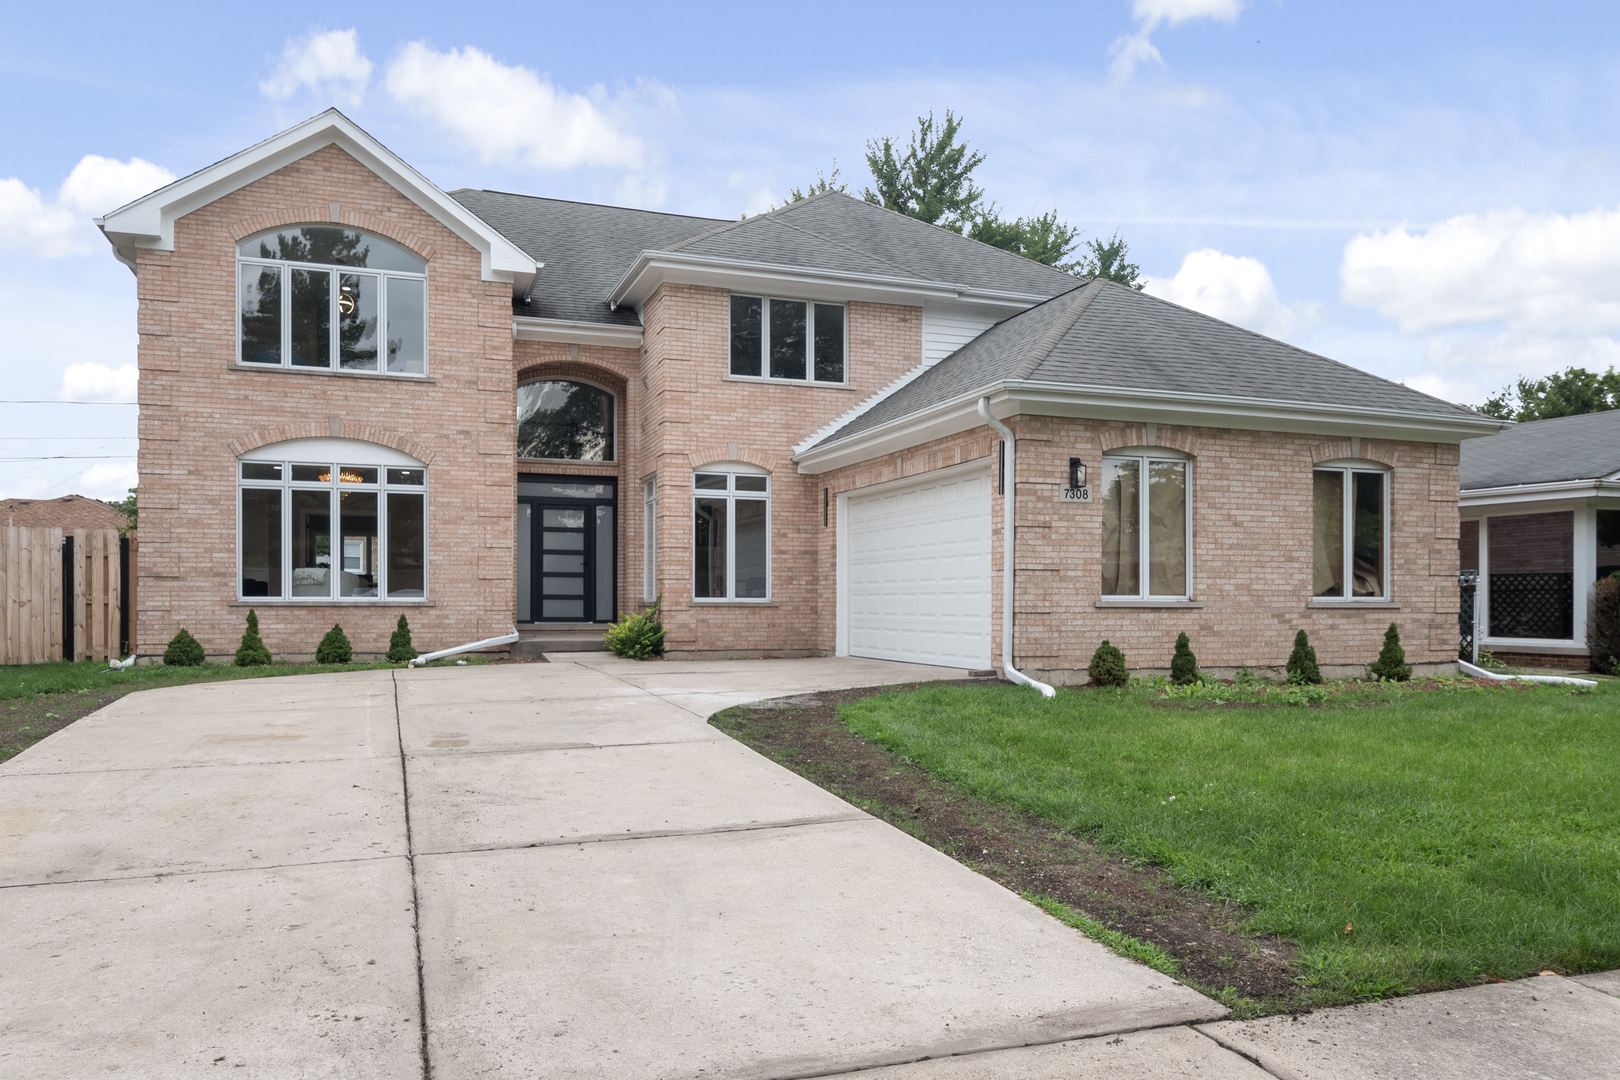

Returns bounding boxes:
[841,677,1620,1003]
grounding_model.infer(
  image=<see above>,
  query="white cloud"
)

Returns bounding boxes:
[76,460,139,502]
[1341,206,1620,336]
[1110,0,1243,82]
[1145,248,1312,340]
[0,156,174,257]
[384,42,641,170]
[61,362,138,403]
[260,29,372,106]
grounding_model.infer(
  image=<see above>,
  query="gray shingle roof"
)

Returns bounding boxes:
[1459,409,1620,490]
[817,279,1491,448]
[449,190,724,325]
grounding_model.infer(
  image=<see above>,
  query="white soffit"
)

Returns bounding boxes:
[512,317,643,349]
[97,109,536,298]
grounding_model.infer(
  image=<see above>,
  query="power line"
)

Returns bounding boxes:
[0,400,138,405]
[0,436,138,440]
[0,455,133,462]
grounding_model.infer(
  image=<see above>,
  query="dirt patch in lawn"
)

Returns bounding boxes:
[713,680,1306,1013]
[0,688,139,764]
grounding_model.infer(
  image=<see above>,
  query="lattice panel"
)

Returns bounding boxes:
[1489,572,1573,640]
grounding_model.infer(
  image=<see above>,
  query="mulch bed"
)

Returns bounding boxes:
[712,680,1307,1011]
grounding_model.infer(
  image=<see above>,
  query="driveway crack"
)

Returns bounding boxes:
[393,669,432,1080]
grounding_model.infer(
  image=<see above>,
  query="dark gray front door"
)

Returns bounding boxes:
[518,477,616,623]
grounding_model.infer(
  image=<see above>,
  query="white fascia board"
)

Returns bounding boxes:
[1459,479,1617,509]
[97,109,537,297]
[513,316,643,349]
[795,382,1508,474]
[606,250,1047,313]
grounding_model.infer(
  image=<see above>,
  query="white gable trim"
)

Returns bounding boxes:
[97,109,537,298]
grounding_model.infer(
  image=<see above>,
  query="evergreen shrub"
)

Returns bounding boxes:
[234,610,272,667]
[1286,629,1322,685]
[1087,640,1129,687]
[163,628,205,667]
[316,624,353,665]
[603,596,666,660]
[1369,622,1412,682]
[1169,632,1199,685]
[386,615,418,663]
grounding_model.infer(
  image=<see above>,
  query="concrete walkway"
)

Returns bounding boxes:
[2,654,1615,1079]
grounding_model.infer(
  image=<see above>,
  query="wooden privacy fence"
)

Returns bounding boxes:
[0,527,135,665]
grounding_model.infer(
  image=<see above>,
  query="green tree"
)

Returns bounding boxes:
[1087,640,1129,687]
[1478,366,1620,421]
[387,615,418,663]
[863,111,987,233]
[1075,232,1146,290]
[234,610,272,667]
[1369,623,1412,682]
[1169,632,1199,685]
[1286,630,1322,685]
[163,628,205,667]
[968,209,1084,272]
[781,163,848,206]
[316,624,353,665]
[111,487,137,536]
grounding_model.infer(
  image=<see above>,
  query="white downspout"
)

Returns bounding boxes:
[978,397,1057,698]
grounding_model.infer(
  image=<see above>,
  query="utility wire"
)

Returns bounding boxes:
[0,400,138,405]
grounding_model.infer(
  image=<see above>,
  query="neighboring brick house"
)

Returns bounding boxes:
[1,495,126,531]
[97,110,1504,675]
[1457,409,1620,670]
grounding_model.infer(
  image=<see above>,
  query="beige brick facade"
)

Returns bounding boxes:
[132,143,1463,673]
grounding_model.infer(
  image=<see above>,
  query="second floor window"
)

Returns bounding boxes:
[730,294,845,383]
[238,226,428,376]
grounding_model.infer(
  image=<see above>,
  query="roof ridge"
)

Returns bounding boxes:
[770,216,920,279]
[1010,282,1100,381]
[450,188,726,225]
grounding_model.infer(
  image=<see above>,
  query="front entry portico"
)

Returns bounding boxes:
[517,475,617,623]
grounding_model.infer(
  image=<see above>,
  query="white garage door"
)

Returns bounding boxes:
[847,467,992,669]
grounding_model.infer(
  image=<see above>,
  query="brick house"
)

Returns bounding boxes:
[97,110,1504,676]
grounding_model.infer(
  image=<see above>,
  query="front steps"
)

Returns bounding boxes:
[512,623,607,659]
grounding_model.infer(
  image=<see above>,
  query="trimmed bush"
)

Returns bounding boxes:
[316,624,353,665]
[386,614,419,664]
[1369,622,1412,682]
[163,628,205,667]
[1286,629,1322,685]
[1087,640,1129,688]
[234,610,272,667]
[604,596,666,660]
[1587,574,1620,675]
[1170,632,1199,685]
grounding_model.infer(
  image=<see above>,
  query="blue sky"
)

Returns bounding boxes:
[4,0,1620,501]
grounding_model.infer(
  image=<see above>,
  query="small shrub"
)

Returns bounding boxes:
[1087,640,1129,688]
[1586,574,1620,674]
[163,628,205,667]
[1234,666,1258,685]
[1169,632,1199,685]
[1369,622,1412,682]
[1286,629,1322,685]
[234,610,272,667]
[386,614,418,664]
[316,624,353,665]
[603,596,666,660]
[1476,649,1508,671]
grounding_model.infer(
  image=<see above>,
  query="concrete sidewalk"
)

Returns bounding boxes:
[3,654,1615,1079]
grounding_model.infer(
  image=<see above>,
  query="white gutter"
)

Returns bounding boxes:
[977,397,1056,699]
[1459,476,1620,507]
[408,627,521,668]
[1459,659,1596,688]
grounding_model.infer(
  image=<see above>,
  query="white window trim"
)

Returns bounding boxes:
[236,231,429,378]
[515,377,619,464]
[691,464,771,603]
[1101,451,1193,601]
[643,475,658,603]
[236,455,429,603]
[728,294,848,385]
[1312,461,1391,603]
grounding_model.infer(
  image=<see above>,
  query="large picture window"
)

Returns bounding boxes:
[239,445,427,601]
[237,226,428,376]
[693,467,769,601]
[1101,453,1190,599]
[1313,465,1387,600]
[729,294,845,383]
[517,380,616,461]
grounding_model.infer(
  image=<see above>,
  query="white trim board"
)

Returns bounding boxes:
[98,109,537,298]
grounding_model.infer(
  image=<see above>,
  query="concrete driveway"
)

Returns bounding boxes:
[4,654,1616,1079]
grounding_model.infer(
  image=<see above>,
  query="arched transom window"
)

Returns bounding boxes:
[517,380,616,462]
[237,226,428,376]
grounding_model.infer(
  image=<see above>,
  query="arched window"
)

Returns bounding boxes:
[237,226,428,376]
[517,380,616,462]
[237,438,428,602]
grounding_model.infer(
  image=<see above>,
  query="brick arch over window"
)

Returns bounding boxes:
[682,443,778,473]
[1307,438,1395,468]
[226,423,436,466]
[1099,425,1200,458]
[515,361,628,398]
[226,211,438,264]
